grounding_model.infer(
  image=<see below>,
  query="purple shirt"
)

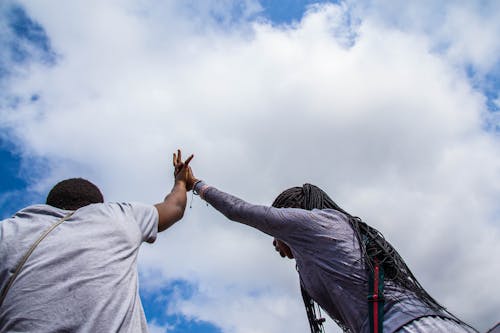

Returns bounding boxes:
[195,182,474,333]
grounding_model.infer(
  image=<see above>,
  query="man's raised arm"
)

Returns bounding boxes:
[154,149,194,232]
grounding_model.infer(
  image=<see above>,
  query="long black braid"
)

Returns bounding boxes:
[271,183,449,332]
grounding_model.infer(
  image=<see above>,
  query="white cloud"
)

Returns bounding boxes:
[2,0,499,332]
[148,321,172,333]
[349,0,500,73]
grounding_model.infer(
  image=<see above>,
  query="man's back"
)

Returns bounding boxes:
[0,202,158,332]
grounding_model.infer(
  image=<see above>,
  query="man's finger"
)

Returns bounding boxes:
[184,154,194,166]
[177,149,182,163]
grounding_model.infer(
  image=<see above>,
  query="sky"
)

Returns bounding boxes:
[0,0,499,332]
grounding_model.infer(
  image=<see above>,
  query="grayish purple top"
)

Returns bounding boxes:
[195,181,472,333]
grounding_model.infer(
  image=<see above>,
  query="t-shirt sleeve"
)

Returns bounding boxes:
[126,202,159,243]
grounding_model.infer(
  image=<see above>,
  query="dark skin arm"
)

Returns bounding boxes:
[154,149,194,232]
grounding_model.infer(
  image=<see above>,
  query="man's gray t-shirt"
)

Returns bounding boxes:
[0,202,158,332]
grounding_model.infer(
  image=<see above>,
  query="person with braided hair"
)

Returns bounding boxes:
[189,169,477,333]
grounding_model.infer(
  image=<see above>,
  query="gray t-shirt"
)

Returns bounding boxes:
[0,202,158,332]
[196,182,474,333]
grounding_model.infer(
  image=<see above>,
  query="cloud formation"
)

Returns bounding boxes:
[1,1,499,332]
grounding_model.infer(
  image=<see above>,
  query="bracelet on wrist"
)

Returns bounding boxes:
[193,180,203,195]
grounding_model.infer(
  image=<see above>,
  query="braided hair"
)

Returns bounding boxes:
[272,183,447,332]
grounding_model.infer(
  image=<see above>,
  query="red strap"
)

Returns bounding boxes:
[373,264,380,333]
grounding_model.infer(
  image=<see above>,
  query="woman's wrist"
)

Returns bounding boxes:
[192,179,201,188]
[193,180,209,198]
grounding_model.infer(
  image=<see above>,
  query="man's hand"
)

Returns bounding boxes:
[155,149,194,232]
[173,149,194,191]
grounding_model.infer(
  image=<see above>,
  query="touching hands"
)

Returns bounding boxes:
[186,165,198,191]
[173,149,195,191]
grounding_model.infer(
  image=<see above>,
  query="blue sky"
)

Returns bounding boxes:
[1,1,499,332]
[0,3,54,218]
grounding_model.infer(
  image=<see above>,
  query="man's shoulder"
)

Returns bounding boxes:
[77,202,157,223]
[90,202,155,213]
[2,204,64,221]
[95,201,153,208]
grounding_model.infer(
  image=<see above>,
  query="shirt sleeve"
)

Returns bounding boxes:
[126,202,159,243]
[195,181,323,243]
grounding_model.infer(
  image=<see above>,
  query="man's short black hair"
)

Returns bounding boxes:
[46,178,104,210]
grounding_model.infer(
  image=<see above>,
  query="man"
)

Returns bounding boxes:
[190,172,477,333]
[0,150,194,332]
